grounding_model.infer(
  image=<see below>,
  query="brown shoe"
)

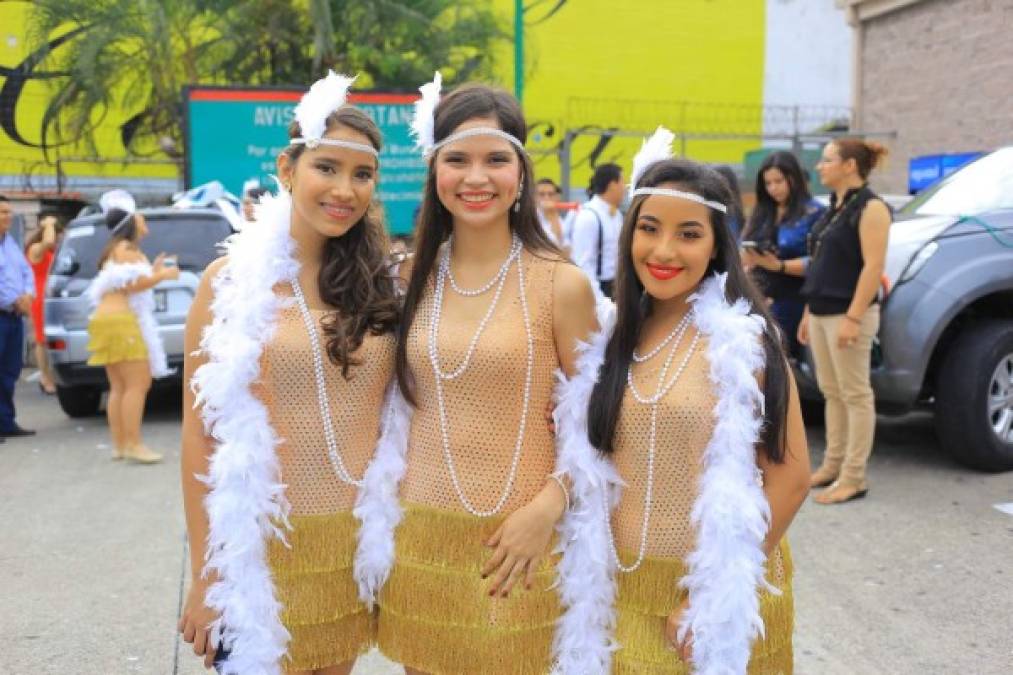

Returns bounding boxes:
[813,482,868,505]
[809,466,839,488]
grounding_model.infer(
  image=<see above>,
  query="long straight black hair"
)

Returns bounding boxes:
[587,159,790,462]
[395,83,561,405]
[742,150,813,244]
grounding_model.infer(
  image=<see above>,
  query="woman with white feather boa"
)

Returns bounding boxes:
[178,74,401,675]
[86,207,177,463]
[562,133,811,674]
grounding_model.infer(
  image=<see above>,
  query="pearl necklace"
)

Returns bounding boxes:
[290,277,363,487]
[606,311,700,573]
[447,235,522,296]
[428,234,533,517]
[631,312,693,363]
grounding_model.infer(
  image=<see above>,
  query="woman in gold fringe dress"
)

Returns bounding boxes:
[377,81,598,674]
[582,144,810,673]
[178,74,399,675]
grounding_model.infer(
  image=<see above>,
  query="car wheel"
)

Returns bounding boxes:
[56,385,103,418]
[935,320,1013,471]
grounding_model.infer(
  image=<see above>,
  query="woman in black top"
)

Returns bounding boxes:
[741,151,825,360]
[798,139,891,505]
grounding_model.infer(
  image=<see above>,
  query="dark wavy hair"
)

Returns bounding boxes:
[284,105,400,378]
[587,158,790,462]
[97,208,140,268]
[742,151,812,244]
[395,83,561,404]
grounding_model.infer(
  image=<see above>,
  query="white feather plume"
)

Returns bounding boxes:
[294,71,356,141]
[630,126,675,189]
[99,189,136,215]
[410,71,442,153]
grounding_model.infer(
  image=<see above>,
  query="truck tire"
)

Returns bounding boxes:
[56,385,102,418]
[935,320,1013,471]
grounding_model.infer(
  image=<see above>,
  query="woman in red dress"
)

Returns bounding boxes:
[25,214,63,395]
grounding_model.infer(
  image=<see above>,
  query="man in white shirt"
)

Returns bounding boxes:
[536,178,575,255]
[570,163,625,297]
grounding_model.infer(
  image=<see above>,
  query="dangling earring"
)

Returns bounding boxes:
[514,181,523,213]
[283,180,292,193]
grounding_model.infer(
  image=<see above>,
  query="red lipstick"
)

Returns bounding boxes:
[646,263,683,280]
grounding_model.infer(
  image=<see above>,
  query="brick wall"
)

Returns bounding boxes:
[859,0,1013,193]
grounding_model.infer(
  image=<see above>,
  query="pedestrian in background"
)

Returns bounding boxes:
[799,139,891,505]
[740,151,825,360]
[571,163,625,297]
[714,165,746,240]
[0,194,36,438]
[25,213,64,395]
[536,177,574,254]
[86,205,177,463]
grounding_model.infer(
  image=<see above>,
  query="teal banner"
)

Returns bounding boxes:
[184,87,423,236]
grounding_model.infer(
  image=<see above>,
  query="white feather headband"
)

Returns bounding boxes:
[289,71,379,158]
[629,126,727,214]
[410,71,526,158]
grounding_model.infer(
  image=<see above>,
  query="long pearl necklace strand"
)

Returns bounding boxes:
[290,277,363,487]
[429,234,533,517]
[605,310,700,573]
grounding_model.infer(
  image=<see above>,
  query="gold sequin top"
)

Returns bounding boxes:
[255,293,396,515]
[400,248,561,514]
[612,337,718,559]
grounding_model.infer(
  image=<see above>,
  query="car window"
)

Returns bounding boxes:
[900,148,1013,217]
[52,214,231,280]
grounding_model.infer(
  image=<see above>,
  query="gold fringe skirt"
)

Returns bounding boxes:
[267,510,374,672]
[376,503,561,675]
[86,312,147,366]
[613,539,795,675]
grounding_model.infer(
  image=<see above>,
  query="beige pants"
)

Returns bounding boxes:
[808,305,880,486]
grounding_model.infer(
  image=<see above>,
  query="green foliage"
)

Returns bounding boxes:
[26,0,503,157]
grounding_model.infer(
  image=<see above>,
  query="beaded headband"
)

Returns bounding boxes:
[410,71,526,158]
[629,126,727,214]
[289,71,379,160]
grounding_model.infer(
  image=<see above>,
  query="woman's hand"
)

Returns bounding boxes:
[665,598,693,662]
[153,253,180,281]
[481,484,565,597]
[836,315,860,349]
[797,311,810,346]
[178,578,220,669]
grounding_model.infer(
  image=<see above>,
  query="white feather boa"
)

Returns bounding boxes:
[86,262,173,378]
[190,192,299,675]
[551,297,624,674]
[561,274,772,675]
[678,273,772,675]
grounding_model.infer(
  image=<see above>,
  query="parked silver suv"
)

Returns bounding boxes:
[44,207,233,417]
[796,147,1013,471]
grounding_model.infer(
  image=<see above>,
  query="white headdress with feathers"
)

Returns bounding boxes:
[411,71,442,154]
[289,71,378,158]
[99,189,136,215]
[629,126,727,213]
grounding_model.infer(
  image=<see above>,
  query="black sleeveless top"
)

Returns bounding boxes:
[801,185,885,316]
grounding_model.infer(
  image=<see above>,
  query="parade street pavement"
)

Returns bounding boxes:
[2,376,1012,674]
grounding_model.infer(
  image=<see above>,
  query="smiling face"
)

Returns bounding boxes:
[278,124,378,242]
[630,183,716,305]
[433,116,522,230]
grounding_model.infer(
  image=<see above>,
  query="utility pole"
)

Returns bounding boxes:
[514,0,524,103]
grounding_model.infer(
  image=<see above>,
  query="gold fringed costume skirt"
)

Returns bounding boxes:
[376,503,561,675]
[613,539,795,675]
[267,510,374,672]
[86,312,147,366]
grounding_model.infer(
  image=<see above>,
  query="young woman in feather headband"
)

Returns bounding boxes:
[352,74,609,674]
[558,128,811,674]
[178,73,400,675]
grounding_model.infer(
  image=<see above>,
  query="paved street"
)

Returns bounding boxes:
[2,375,1011,674]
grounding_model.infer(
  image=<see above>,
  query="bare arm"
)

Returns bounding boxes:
[847,199,891,320]
[178,256,226,666]
[111,244,179,293]
[756,368,810,555]
[27,218,58,264]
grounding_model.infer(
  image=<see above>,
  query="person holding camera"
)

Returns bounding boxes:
[25,213,64,395]
[740,151,825,359]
